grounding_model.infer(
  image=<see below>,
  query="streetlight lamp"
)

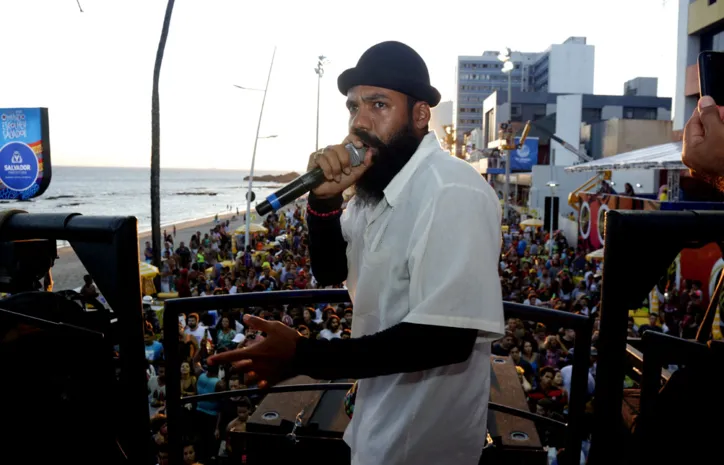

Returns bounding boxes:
[546,181,559,255]
[233,46,277,250]
[498,48,514,222]
[314,55,329,151]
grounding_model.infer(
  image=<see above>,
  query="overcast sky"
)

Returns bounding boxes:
[1,0,678,172]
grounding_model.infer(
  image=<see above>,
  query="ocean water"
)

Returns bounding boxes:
[2,166,284,232]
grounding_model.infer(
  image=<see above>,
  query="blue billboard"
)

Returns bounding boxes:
[0,108,51,200]
[510,136,538,172]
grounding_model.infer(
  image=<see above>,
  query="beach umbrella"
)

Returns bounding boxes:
[586,248,604,261]
[140,261,160,278]
[520,218,544,228]
[235,223,268,234]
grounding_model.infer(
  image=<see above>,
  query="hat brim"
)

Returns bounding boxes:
[338,67,441,107]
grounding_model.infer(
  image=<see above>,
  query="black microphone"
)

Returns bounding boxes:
[256,144,365,216]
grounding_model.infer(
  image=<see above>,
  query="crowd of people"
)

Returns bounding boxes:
[141,201,707,465]
[495,219,712,462]
[496,223,599,460]
[143,203,354,465]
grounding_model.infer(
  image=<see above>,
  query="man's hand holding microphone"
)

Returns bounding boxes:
[682,95,724,189]
[306,136,373,199]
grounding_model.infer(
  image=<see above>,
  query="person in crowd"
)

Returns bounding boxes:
[180,361,197,397]
[528,367,567,413]
[319,314,343,340]
[80,274,104,309]
[144,241,154,263]
[215,315,237,351]
[184,313,206,346]
[148,362,166,417]
[144,328,164,362]
[510,344,534,384]
[637,312,663,337]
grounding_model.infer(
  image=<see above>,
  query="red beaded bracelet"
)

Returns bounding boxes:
[307,204,342,218]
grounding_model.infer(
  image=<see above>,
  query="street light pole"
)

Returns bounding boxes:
[499,48,513,222]
[244,47,276,250]
[314,55,327,151]
[547,181,559,255]
[503,70,512,221]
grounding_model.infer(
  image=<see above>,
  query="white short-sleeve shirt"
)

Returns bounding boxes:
[341,132,505,465]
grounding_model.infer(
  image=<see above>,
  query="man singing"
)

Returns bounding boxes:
[209,41,505,465]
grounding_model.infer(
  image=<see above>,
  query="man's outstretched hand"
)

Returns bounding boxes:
[207,314,301,388]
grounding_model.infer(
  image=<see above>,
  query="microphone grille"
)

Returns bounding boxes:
[345,143,365,167]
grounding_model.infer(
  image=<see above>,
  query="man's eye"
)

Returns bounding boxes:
[348,105,358,113]
[374,102,386,109]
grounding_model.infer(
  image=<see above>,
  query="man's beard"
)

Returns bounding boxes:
[353,123,423,207]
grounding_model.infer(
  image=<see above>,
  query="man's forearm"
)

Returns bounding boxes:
[307,193,348,286]
[293,323,478,380]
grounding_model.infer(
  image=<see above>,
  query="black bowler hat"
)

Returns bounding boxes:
[338,41,441,107]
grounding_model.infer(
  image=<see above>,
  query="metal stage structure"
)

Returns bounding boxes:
[1,210,723,464]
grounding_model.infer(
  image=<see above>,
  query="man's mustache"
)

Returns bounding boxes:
[352,129,385,149]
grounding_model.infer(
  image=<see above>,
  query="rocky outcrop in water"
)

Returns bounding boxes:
[244,172,300,183]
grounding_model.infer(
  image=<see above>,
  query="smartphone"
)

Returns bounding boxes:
[698,51,724,104]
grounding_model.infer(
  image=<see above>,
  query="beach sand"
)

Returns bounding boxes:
[50,211,249,291]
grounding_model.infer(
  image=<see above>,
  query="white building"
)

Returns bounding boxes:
[455,37,595,156]
[672,0,724,130]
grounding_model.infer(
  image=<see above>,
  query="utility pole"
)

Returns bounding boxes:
[244,47,277,249]
[314,55,328,151]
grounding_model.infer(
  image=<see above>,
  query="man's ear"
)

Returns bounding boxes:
[413,101,431,130]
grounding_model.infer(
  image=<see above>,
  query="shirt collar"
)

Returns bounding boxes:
[383,132,440,207]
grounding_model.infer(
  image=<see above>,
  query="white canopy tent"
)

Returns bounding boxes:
[564,141,684,173]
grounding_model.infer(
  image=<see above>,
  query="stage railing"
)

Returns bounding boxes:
[163,290,592,465]
[590,210,724,465]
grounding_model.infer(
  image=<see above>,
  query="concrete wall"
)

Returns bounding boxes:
[674,0,700,130]
[601,105,623,120]
[548,44,595,94]
[466,128,484,151]
[600,119,674,157]
[553,94,583,166]
[482,92,499,148]
[657,107,672,121]
[529,165,591,219]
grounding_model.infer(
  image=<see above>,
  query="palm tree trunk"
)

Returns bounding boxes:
[151,0,176,269]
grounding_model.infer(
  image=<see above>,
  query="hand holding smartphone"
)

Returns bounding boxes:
[698,51,724,103]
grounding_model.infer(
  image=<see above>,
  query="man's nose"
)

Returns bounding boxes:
[350,108,372,132]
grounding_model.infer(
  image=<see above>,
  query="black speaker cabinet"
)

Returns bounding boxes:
[232,376,351,465]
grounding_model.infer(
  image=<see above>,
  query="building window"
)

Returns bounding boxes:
[582,108,602,122]
[623,107,657,120]
[709,0,717,6]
